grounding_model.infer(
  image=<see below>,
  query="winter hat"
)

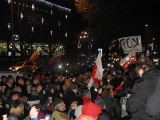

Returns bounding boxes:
[39,95,49,106]
[82,102,102,119]
[94,98,105,109]
[75,105,83,119]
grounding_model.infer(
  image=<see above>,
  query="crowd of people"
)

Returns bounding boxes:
[0,57,160,120]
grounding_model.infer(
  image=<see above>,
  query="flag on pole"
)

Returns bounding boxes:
[88,52,104,89]
[29,51,39,62]
[120,51,136,70]
[48,55,62,65]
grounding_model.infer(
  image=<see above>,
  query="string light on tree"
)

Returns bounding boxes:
[13,34,19,41]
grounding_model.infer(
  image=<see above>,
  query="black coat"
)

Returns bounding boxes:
[90,86,98,102]
[126,69,160,120]
[63,89,77,112]
[146,69,160,119]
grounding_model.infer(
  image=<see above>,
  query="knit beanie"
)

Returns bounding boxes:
[39,95,49,107]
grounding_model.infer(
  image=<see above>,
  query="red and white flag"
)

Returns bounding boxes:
[29,51,39,62]
[120,51,136,70]
[48,55,62,65]
[88,52,104,89]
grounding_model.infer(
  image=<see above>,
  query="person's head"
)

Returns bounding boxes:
[107,72,112,81]
[17,77,24,86]
[7,76,14,85]
[10,100,24,117]
[31,84,36,92]
[135,57,155,77]
[82,88,90,98]
[70,83,78,94]
[53,98,66,112]
[46,87,54,94]
[36,84,43,92]
[39,95,50,107]
[1,75,6,83]
[55,84,60,90]
[124,71,129,78]
[25,79,31,85]
[13,86,22,92]
[84,77,90,85]
[93,82,99,89]
[10,91,20,100]
[94,98,105,109]
[116,73,122,78]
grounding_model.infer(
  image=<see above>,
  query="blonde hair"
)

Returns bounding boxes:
[10,104,24,116]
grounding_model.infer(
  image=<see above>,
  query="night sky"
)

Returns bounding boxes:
[67,0,160,37]
[0,0,160,54]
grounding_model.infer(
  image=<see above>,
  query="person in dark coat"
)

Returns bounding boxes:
[111,73,123,119]
[145,70,160,119]
[39,94,54,120]
[15,76,28,97]
[95,98,112,120]
[63,83,78,113]
[0,76,7,86]
[126,57,160,120]
[90,82,99,102]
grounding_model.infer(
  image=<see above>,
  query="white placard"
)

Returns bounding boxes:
[119,35,142,54]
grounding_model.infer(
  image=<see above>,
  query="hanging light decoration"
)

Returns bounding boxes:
[58,21,61,27]
[50,10,53,15]
[65,14,68,19]
[20,12,24,19]
[7,23,11,29]
[41,18,44,23]
[65,32,67,37]
[32,4,35,10]
[50,30,53,35]
[32,26,34,32]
